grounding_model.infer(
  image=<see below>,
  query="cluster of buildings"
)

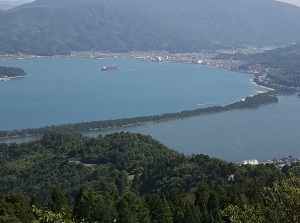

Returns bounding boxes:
[0,50,262,74]
[69,50,249,71]
[242,159,260,165]
[70,50,213,64]
[0,53,44,61]
[242,157,300,169]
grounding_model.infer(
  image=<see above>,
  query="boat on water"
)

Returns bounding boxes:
[101,65,118,71]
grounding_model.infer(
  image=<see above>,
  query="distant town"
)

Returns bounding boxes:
[2,49,295,93]
[0,48,267,72]
[242,157,300,169]
[0,49,271,83]
[1,51,300,169]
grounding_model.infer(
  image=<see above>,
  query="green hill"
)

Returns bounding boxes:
[216,44,300,87]
[0,3,210,55]
[0,131,283,202]
[1,0,300,55]
[0,66,27,78]
[1,131,291,222]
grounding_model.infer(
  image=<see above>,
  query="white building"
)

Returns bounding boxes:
[242,159,259,165]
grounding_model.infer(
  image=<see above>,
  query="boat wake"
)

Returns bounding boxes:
[197,101,218,106]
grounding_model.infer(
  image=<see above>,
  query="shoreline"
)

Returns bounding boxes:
[0,91,279,140]
[251,80,275,91]
[0,53,291,140]
[0,74,29,82]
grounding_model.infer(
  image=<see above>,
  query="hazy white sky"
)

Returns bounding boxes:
[0,0,34,3]
[2,0,33,2]
[278,0,300,6]
[1,0,300,7]
[0,0,34,4]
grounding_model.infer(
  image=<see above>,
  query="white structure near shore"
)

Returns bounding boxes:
[242,159,259,165]
[0,77,10,81]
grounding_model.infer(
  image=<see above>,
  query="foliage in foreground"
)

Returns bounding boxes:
[1,131,300,222]
[2,176,300,223]
[223,176,300,223]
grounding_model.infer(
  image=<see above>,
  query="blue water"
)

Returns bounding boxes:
[0,58,261,130]
[85,94,300,162]
[3,58,298,162]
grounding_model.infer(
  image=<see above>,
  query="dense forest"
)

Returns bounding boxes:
[0,91,279,138]
[0,66,27,78]
[2,0,300,55]
[215,44,300,87]
[1,131,300,222]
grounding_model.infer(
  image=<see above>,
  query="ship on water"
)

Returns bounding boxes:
[101,65,118,71]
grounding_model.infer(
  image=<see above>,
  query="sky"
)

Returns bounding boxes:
[0,0,34,4]
[1,0,300,7]
[278,0,300,6]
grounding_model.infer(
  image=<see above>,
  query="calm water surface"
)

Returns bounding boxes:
[0,58,261,130]
[85,95,300,162]
[2,58,298,162]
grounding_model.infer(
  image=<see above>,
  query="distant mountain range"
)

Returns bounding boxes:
[1,0,300,55]
[0,1,30,10]
[0,3,17,10]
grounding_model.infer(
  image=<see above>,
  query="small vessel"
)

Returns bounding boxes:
[101,65,118,71]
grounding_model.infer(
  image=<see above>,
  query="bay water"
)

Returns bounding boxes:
[85,94,300,162]
[1,58,299,162]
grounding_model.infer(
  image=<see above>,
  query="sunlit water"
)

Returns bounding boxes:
[0,58,261,130]
[85,95,300,162]
[2,58,298,162]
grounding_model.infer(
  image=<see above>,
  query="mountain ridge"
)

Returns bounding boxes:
[1,0,300,55]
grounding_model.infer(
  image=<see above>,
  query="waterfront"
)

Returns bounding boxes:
[1,58,299,162]
[0,58,261,130]
[84,94,300,162]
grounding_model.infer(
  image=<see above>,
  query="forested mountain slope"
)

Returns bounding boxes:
[1,131,296,222]
[0,131,284,203]
[216,44,300,87]
[1,0,300,55]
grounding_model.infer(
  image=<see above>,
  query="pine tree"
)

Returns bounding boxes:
[169,188,185,223]
[6,192,34,223]
[0,189,20,222]
[48,188,69,214]
[117,192,150,223]
[73,188,85,220]
[146,194,173,223]
[160,195,173,223]
[182,204,201,223]
[195,186,210,223]
[30,194,39,207]
[207,192,221,222]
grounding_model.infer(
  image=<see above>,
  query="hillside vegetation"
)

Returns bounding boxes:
[216,44,300,87]
[1,0,300,55]
[1,131,300,222]
[0,66,27,78]
[249,44,300,87]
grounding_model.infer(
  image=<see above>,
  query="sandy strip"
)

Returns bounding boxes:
[251,80,275,91]
[0,75,29,82]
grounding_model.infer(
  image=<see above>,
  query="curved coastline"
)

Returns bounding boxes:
[0,54,295,140]
[0,74,29,82]
[0,65,28,81]
[251,80,275,91]
[0,91,279,139]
